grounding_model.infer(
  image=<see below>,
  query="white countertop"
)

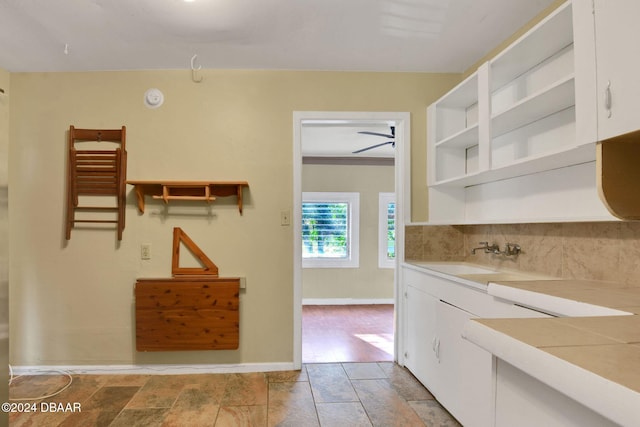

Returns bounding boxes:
[462,279,640,427]
[403,261,556,291]
[488,279,640,316]
[403,261,640,425]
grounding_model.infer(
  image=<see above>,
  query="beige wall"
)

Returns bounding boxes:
[0,69,8,187]
[302,163,394,301]
[8,70,458,366]
[0,68,9,423]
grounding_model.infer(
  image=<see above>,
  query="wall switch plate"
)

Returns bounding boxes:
[141,243,151,260]
[280,210,291,226]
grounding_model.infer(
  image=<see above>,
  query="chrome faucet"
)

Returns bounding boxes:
[502,243,521,256]
[471,241,521,256]
[471,242,500,254]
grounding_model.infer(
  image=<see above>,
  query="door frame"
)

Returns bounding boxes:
[292,111,411,368]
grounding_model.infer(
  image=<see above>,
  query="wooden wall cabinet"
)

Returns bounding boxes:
[135,277,240,351]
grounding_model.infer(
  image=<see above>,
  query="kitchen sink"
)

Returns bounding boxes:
[410,262,499,275]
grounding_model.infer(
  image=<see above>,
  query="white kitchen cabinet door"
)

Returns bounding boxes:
[436,301,493,427]
[593,0,640,140]
[404,285,440,393]
[495,360,619,427]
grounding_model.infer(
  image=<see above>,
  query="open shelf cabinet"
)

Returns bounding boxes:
[426,0,616,224]
[428,65,489,185]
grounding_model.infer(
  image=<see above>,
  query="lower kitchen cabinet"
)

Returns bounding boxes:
[404,277,492,426]
[436,300,492,427]
[494,360,618,427]
[402,264,550,427]
[405,285,439,392]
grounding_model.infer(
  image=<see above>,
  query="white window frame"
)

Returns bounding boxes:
[378,192,396,269]
[302,192,359,269]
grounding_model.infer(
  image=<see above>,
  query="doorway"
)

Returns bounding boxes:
[292,111,410,368]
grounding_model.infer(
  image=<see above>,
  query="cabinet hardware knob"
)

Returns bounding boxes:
[605,80,612,118]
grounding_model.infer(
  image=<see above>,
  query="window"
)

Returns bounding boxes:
[302,192,359,268]
[378,193,396,269]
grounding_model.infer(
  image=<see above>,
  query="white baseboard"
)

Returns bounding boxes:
[302,298,394,305]
[11,362,297,376]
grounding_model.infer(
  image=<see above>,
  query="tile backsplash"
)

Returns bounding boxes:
[406,222,640,285]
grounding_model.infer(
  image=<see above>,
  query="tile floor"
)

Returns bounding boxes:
[9,306,460,426]
[9,363,461,426]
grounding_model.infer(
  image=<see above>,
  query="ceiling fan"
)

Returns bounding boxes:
[352,126,395,154]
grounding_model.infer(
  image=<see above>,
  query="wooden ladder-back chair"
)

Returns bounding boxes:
[65,126,127,240]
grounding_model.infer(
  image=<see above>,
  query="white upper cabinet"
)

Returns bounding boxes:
[426,0,618,224]
[588,0,640,220]
[592,0,640,141]
[487,2,587,180]
[427,65,488,186]
[428,1,586,191]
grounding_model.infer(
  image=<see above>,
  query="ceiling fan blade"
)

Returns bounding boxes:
[357,131,395,139]
[352,141,394,154]
[357,125,395,139]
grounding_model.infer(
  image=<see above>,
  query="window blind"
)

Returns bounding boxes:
[302,202,349,259]
[387,202,396,259]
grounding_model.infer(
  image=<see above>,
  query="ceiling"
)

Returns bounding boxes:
[1,0,555,158]
[0,0,555,73]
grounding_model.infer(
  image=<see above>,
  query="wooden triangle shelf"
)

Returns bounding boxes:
[172,227,219,276]
[127,180,248,214]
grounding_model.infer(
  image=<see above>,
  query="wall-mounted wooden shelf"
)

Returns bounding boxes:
[127,180,249,214]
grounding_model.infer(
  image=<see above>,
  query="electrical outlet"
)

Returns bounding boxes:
[281,210,291,226]
[141,243,151,260]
